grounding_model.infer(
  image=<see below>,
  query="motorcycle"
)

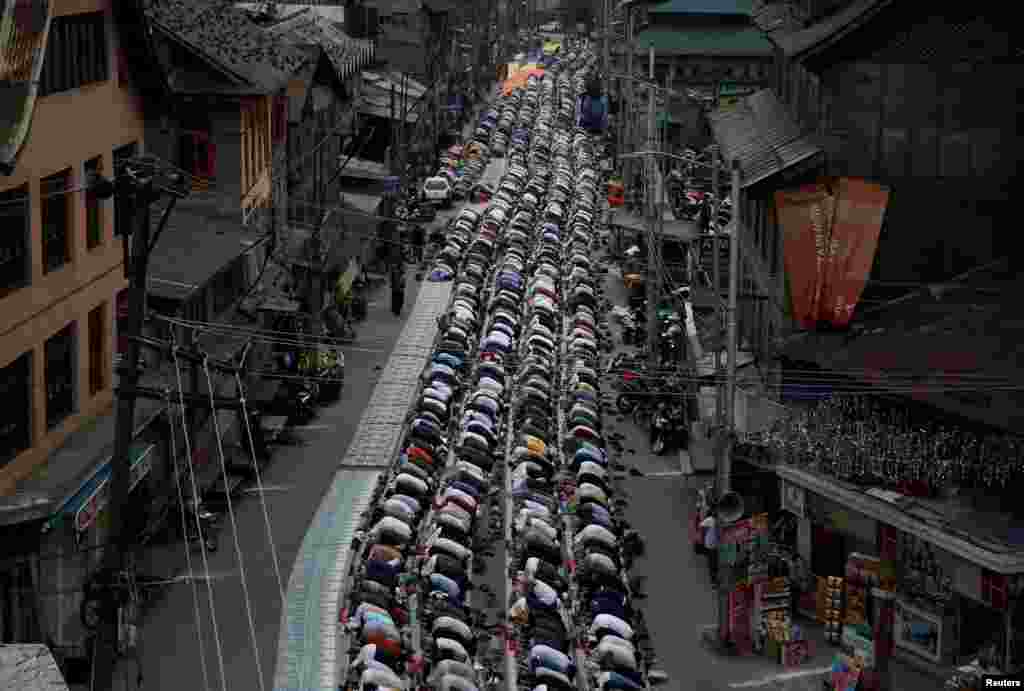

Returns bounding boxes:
[177,498,220,552]
[315,349,345,403]
[651,403,687,455]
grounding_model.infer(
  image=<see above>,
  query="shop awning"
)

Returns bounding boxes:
[706,89,824,189]
[358,70,427,123]
[0,645,70,691]
[777,465,1024,575]
[44,442,156,534]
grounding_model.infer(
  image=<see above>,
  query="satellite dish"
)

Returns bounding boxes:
[718,491,745,524]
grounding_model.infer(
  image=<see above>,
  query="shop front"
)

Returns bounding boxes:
[777,465,1024,690]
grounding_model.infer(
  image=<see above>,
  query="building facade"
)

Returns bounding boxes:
[709,1,1021,365]
[0,0,141,500]
[614,0,775,153]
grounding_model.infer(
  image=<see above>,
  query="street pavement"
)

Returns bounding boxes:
[120,274,427,691]
[108,102,507,691]
[596,245,838,691]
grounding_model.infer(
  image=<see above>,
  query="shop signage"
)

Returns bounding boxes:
[781,480,805,518]
[817,179,889,328]
[721,517,754,545]
[782,639,813,668]
[75,444,155,533]
[893,599,943,663]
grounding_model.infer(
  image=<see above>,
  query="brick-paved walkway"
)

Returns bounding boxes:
[273,281,451,691]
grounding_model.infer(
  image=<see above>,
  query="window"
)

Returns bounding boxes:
[180,130,217,179]
[39,12,108,96]
[85,156,104,249]
[88,304,105,395]
[45,323,76,429]
[0,353,32,467]
[113,142,137,236]
[114,289,128,370]
[40,168,73,273]
[241,97,270,196]
[0,184,30,297]
[272,95,288,143]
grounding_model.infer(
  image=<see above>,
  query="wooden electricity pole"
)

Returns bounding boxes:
[92,164,186,691]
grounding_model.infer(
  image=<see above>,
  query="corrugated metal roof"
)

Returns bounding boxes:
[0,645,69,691]
[629,24,774,56]
[265,8,374,80]
[649,0,753,15]
[0,0,51,174]
[760,0,892,60]
[236,2,346,24]
[706,88,822,188]
[362,70,428,97]
[143,0,308,92]
[750,0,805,35]
[338,157,391,181]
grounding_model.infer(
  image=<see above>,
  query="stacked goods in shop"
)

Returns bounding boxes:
[818,576,845,644]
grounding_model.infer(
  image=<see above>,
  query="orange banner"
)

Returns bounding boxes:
[775,184,836,329]
[818,178,889,327]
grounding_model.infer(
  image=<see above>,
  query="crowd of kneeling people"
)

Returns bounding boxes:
[498,58,650,691]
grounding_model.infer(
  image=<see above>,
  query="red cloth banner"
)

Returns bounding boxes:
[817,179,889,327]
[775,185,836,329]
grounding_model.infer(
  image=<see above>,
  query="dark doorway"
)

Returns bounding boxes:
[812,525,846,577]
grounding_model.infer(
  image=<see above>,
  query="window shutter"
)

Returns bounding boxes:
[982,570,1008,610]
[205,140,217,179]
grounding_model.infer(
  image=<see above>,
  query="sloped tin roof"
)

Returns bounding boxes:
[267,9,374,80]
[758,0,892,60]
[630,24,773,56]
[649,0,753,15]
[0,645,69,691]
[706,88,822,188]
[0,0,51,174]
[143,0,308,92]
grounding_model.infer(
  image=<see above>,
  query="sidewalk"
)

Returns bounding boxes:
[594,235,940,691]
[273,278,452,691]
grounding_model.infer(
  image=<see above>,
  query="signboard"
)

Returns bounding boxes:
[775,184,836,329]
[816,178,889,328]
[75,444,155,533]
[782,639,813,668]
[720,517,754,545]
[781,480,805,518]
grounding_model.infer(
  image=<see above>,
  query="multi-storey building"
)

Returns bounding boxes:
[0,0,146,649]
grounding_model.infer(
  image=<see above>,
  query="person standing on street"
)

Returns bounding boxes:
[700,513,719,587]
[390,262,405,317]
[411,224,426,263]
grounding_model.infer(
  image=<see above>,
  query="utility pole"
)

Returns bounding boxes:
[712,158,741,648]
[711,146,722,428]
[601,0,610,98]
[93,163,186,691]
[389,82,397,174]
[644,45,660,371]
[624,7,634,190]
[726,159,740,433]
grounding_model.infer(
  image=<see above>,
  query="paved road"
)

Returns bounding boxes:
[124,275,426,691]
[120,106,510,691]
[596,251,836,691]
